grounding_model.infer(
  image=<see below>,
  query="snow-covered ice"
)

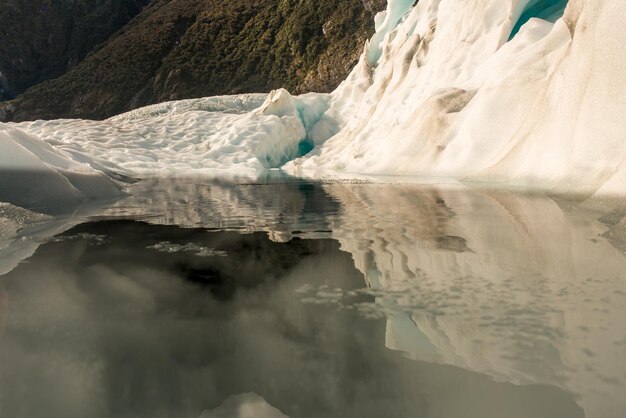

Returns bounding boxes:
[0,124,121,211]
[108,93,268,122]
[1,3,624,415]
[9,91,331,176]
[291,0,626,196]
[1,0,626,212]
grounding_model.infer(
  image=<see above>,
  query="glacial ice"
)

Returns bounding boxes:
[0,125,121,211]
[108,93,268,122]
[7,90,331,177]
[290,0,626,196]
[0,0,625,212]
[0,202,77,276]
[0,2,624,415]
[509,0,569,40]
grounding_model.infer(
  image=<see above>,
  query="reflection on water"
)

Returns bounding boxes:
[0,175,625,418]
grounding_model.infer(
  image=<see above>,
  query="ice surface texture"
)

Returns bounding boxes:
[509,0,569,40]
[1,0,626,212]
[0,125,121,211]
[292,0,626,196]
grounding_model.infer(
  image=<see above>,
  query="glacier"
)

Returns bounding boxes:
[1,2,624,416]
[0,125,121,212]
[292,0,626,196]
[0,0,625,208]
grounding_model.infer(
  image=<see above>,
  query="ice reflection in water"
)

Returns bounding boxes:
[0,175,625,418]
[320,184,626,418]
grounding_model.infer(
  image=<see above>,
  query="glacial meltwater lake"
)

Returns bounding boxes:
[0,175,625,418]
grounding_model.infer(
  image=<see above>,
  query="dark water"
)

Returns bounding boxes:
[1,176,625,418]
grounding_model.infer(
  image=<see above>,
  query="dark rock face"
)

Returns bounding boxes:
[0,0,386,121]
[0,72,13,101]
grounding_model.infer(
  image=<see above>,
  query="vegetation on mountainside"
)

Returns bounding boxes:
[0,0,150,98]
[0,0,385,121]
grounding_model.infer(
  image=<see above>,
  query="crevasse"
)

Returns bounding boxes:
[509,0,569,40]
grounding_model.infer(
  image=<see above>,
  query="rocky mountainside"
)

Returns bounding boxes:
[0,0,385,121]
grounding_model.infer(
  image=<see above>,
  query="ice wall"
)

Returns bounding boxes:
[292,0,626,195]
[0,90,334,211]
[9,91,331,176]
[1,0,625,209]
[0,125,121,212]
[509,0,569,40]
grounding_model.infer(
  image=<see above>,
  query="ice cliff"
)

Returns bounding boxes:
[0,125,121,212]
[292,0,626,195]
[1,0,625,210]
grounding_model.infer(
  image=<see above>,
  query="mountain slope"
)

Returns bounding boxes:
[1,0,384,121]
[0,0,151,100]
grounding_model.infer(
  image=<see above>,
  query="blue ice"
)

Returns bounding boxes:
[509,0,569,40]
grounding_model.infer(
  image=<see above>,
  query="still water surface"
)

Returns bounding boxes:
[0,176,625,418]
